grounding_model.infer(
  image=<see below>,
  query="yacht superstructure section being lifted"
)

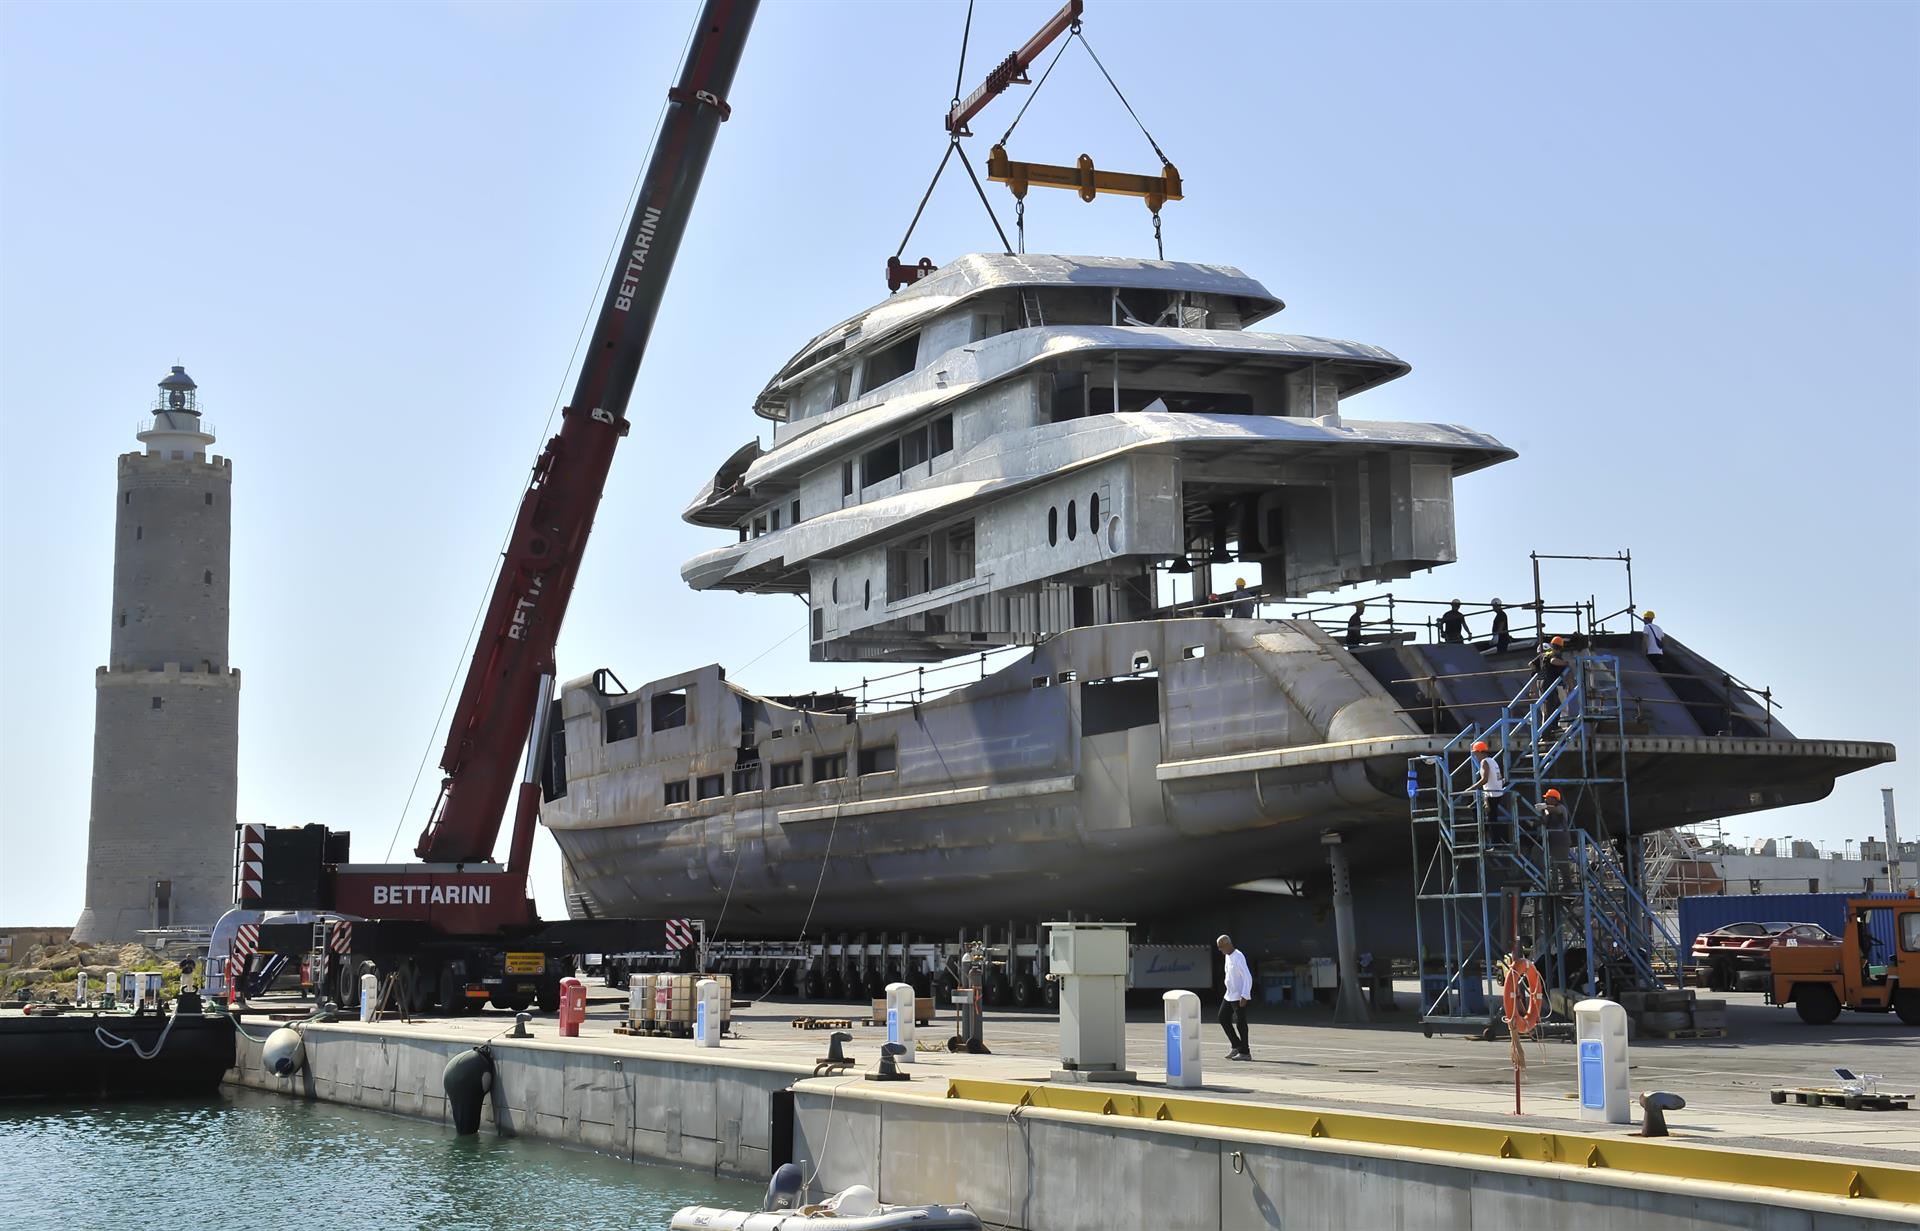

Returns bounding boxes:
[541,253,1893,947]
[678,255,1510,661]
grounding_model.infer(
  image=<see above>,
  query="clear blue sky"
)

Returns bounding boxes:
[2,0,1914,924]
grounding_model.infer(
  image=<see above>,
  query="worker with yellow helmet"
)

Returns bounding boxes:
[1641,608,1665,660]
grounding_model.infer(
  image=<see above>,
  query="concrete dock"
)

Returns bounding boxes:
[227,987,1920,1229]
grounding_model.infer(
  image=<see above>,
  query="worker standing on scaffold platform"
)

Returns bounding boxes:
[1438,600,1470,644]
[1488,598,1511,655]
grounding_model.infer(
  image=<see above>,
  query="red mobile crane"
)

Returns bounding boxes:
[247,0,757,1014]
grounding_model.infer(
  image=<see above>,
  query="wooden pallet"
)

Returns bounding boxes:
[1639,1025,1728,1040]
[1771,1087,1913,1111]
[791,1017,856,1030]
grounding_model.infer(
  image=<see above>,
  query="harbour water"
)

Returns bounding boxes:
[0,1089,762,1228]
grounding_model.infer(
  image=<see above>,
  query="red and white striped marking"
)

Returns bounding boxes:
[237,824,266,903]
[329,921,353,954]
[233,922,260,959]
[664,919,695,951]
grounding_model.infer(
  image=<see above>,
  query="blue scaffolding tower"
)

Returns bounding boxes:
[1408,653,1681,1036]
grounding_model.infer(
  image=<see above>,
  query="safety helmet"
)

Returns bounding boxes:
[1450,599,1462,607]
[1472,740,1489,753]
[1550,635,1566,647]
[1642,610,1656,621]
[1491,598,1504,608]
[1543,788,1561,800]
[1235,578,1247,589]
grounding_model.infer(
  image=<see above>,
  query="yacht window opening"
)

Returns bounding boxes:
[857,744,896,775]
[1031,676,1051,689]
[863,578,871,610]
[972,311,1005,340]
[811,606,824,642]
[831,577,839,603]
[752,515,767,537]
[1090,493,1100,526]
[901,423,930,470]
[770,508,782,531]
[1087,385,1255,416]
[863,437,902,485]
[932,414,954,456]
[783,336,846,383]
[770,759,803,788]
[832,366,854,407]
[605,702,639,743]
[738,526,748,542]
[860,331,920,393]
[1183,645,1207,660]
[651,689,688,731]
[1048,507,1059,547]
[732,763,761,793]
[790,499,801,525]
[841,460,855,497]
[813,752,847,782]
[890,519,975,603]
[1052,372,1087,421]
[696,773,725,801]
[1056,670,1077,683]
[770,728,784,740]
[1067,500,1078,541]
[1131,651,1153,672]
[663,779,691,805]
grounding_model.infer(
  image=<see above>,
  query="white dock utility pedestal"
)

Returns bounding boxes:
[1045,921,1135,1083]
[885,982,916,1064]
[695,978,724,1048]
[1575,998,1630,1124]
[1163,990,1203,1089]
[360,973,378,1021]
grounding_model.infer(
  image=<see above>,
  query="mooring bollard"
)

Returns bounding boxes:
[1163,990,1202,1089]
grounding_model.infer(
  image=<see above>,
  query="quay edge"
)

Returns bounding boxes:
[226,1019,1920,1231]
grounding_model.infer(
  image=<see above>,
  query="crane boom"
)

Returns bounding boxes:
[416,0,757,866]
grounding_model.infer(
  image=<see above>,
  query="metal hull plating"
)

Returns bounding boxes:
[542,618,1889,941]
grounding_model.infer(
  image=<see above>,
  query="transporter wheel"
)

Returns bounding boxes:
[1708,959,1736,993]
[803,971,825,1000]
[1895,990,1920,1027]
[1042,979,1059,1011]
[986,972,1011,1007]
[932,975,955,1009]
[865,972,888,1000]
[1011,974,1039,1009]
[438,966,466,1016]
[1794,984,1842,1025]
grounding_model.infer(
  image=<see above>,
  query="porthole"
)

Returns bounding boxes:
[1067,500,1078,541]
[1047,507,1059,547]
[1089,493,1100,526]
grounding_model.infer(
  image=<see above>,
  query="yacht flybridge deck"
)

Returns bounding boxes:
[681,254,1514,662]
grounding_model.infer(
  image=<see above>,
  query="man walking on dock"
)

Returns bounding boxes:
[1217,935,1253,1060]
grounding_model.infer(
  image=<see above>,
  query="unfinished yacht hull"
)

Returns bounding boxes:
[542,617,1888,940]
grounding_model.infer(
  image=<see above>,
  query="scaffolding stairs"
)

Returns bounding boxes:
[1409,653,1682,1034]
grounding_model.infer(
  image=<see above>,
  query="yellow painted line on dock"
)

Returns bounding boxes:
[942,1078,1920,1205]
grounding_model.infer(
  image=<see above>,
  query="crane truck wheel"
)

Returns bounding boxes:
[535,977,560,1014]
[1895,990,1920,1026]
[1794,984,1842,1025]
[439,966,467,1016]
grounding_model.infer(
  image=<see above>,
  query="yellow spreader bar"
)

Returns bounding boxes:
[942,1078,1920,1206]
[987,145,1183,213]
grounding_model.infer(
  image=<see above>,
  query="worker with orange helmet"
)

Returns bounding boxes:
[1531,634,1572,716]
[1469,739,1507,837]
[1539,787,1574,890]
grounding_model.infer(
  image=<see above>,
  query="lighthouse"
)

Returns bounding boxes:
[73,367,241,943]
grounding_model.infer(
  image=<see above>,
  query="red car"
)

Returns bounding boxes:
[1692,921,1839,990]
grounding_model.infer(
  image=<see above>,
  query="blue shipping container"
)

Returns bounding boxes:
[1677,892,1905,967]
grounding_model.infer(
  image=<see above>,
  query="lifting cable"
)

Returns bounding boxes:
[993,19,1179,258]
[892,0,1014,284]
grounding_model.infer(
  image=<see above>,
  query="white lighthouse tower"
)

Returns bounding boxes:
[73,367,241,943]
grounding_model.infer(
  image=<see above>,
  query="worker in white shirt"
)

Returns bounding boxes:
[1641,609,1665,660]
[1470,739,1507,841]
[1216,934,1254,1061]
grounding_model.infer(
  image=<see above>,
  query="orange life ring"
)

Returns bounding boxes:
[1503,958,1545,1034]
